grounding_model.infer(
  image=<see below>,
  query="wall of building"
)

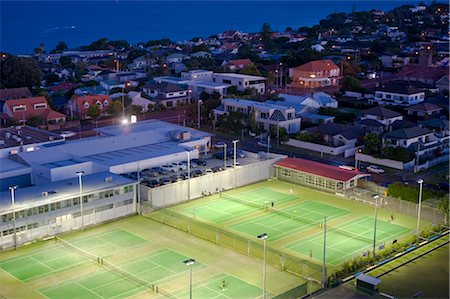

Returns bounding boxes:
[286,139,355,156]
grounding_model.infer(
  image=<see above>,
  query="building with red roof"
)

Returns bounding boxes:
[289,59,340,88]
[223,59,253,71]
[3,96,66,125]
[67,95,112,119]
[274,157,368,192]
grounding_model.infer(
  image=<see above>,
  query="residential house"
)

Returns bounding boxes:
[358,106,403,132]
[288,59,340,88]
[304,123,365,148]
[74,85,108,96]
[166,53,188,64]
[372,83,425,106]
[181,70,213,82]
[279,92,338,110]
[128,91,155,113]
[67,95,112,120]
[142,82,190,108]
[0,87,32,113]
[213,98,301,134]
[419,118,449,137]
[382,126,446,160]
[130,56,155,70]
[436,75,449,91]
[190,51,212,58]
[3,97,66,125]
[189,81,230,97]
[212,73,266,94]
[222,59,253,71]
[395,64,449,86]
[219,30,243,40]
[406,103,443,120]
[100,80,125,91]
[50,82,77,93]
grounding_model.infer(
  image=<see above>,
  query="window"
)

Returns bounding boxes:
[13,105,26,112]
[166,101,173,107]
[34,103,47,109]
[124,185,134,193]
[83,102,90,109]
[281,168,291,177]
[103,100,109,106]
[386,94,392,99]
[222,79,231,84]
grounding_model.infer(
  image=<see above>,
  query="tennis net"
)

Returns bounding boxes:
[221,194,262,210]
[56,236,99,263]
[326,224,373,244]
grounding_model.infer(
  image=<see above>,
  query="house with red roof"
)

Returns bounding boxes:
[274,157,368,192]
[405,103,442,120]
[67,95,112,119]
[289,59,340,88]
[50,82,77,93]
[3,96,66,125]
[222,59,253,71]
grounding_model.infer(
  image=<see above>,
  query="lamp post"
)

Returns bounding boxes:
[8,185,18,249]
[267,135,270,160]
[416,179,424,234]
[183,258,196,299]
[197,99,202,128]
[232,140,239,189]
[257,233,268,299]
[322,216,327,288]
[122,82,130,120]
[137,162,141,214]
[372,194,380,257]
[76,171,85,230]
[186,150,191,201]
[223,143,227,170]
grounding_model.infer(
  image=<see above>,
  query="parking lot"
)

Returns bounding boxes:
[121,150,262,188]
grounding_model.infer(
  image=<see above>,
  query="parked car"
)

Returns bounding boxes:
[181,160,198,168]
[159,177,172,185]
[170,162,187,171]
[60,130,76,138]
[191,159,207,166]
[211,166,224,172]
[367,165,385,174]
[227,149,246,158]
[161,164,175,172]
[204,168,213,174]
[142,169,159,177]
[144,178,160,188]
[153,166,169,175]
[191,169,204,177]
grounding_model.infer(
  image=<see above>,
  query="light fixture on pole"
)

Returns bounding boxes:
[322,216,327,288]
[8,185,18,249]
[223,143,227,170]
[76,171,85,230]
[122,81,130,120]
[257,233,268,299]
[186,150,191,201]
[372,194,380,257]
[232,140,239,189]
[183,258,196,299]
[416,179,424,234]
[197,99,202,128]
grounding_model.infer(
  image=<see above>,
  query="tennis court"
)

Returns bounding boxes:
[38,248,201,299]
[228,201,350,240]
[0,229,146,282]
[180,188,297,223]
[285,216,411,265]
[176,273,263,299]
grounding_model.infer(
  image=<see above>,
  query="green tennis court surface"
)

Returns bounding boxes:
[175,273,263,299]
[67,228,147,257]
[39,248,202,299]
[0,229,146,282]
[181,188,297,223]
[228,201,350,240]
[285,216,410,265]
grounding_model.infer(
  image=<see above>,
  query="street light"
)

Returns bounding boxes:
[416,179,424,234]
[122,81,130,120]
[186,150,191,201]
[223,143,227,170]
[8,185,18,249]
[257,233,268,299]
[76,171,85,230]
[372,194,380,257]
[183,258,196,299]
[197,99,202,128]
[232,140,239,189]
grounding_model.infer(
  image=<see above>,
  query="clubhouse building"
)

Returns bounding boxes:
[274,158,368,192]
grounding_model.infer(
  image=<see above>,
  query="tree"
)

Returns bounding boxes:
[0,55,42,89]
[260,22,272,43]
[221,112,246,133]
[270,126,289,144]
[51,41,68,53]
[240,64,262,76]
[438,197,449,224]
[45,73,60,84]
[85,38,109,50]
[26,116,45,127]
[192,44,210,53]
[59,56,75,69]
[108,100,123,117]
[364,132,381,154]
[383,146,413,162]
[341,75,362,92]
[34,43,45,54]
[87,104,101,120]
[126,48,147,63]
[249,107,256,133]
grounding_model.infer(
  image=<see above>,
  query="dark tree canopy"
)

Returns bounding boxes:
[0,54,42,89]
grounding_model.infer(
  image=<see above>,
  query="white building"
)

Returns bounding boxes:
[372,84,425,106]
[279,92,338,110]
[212,73,266,94]
[0,172,137,249]
[214,98,301,134]
[181,70,213,82]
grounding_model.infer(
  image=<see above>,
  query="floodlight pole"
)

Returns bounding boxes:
[186,150,191,201]
[76,171,85,230]
[197,99,202,128]
[257,233,268,299]
[267,135,270,160]
[223,143,227,170]
[183,258,195,299]
[373,194,380,257]
[137,162,141,214]
[416,179,424,234]
[9,185,18,250]
[232,140,238,189]
[322,216,327,288]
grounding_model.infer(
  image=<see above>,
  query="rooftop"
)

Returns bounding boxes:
[361,106,402,118]
[0,125,63,149]
[213,73,266,80]
[383,126,431,139]
[275,157,362,182]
